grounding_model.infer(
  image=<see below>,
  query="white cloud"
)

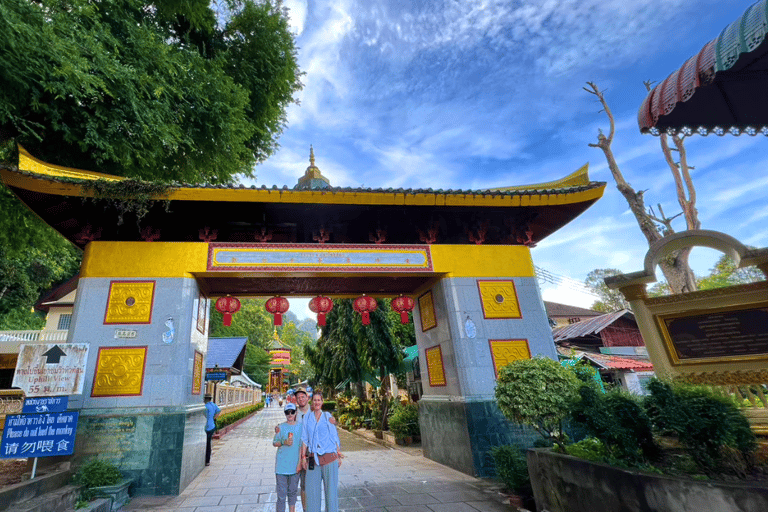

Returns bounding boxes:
[284,0,308,35]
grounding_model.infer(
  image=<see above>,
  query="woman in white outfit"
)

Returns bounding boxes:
[300,390,343,512]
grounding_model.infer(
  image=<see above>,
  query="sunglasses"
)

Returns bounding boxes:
[284,410,296,415]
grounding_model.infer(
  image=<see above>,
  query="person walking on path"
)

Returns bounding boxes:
[300,390,343,512]
[273,403,303,512]
[204,394,221,467]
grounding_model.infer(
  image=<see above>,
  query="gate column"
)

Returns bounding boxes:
[68,242,210,495]
[415,245,557,476]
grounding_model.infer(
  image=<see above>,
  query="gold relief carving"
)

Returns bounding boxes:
[489,339,531,378]
[644,281,767,306]
[92,347,147,397]
[425,345,446,387]
[419,290,437,332]
[478,280,522,319]
[104,281,155,324]
[192,351,203,395]
[678,369,768,386]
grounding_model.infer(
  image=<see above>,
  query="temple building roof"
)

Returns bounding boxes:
[1,145,605,249]
[268,328,291,351]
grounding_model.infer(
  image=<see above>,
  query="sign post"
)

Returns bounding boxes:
[4,344,88,477]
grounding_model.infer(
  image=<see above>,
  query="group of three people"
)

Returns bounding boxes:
[273,387,342,512]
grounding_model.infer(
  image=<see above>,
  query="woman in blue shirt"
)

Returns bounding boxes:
[204,394,221,467]
[300,390,343,512]
[274,403,303,512]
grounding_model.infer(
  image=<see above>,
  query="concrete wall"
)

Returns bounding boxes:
[527,449,768,512]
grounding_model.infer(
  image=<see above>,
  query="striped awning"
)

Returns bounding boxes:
[639,0,768,136]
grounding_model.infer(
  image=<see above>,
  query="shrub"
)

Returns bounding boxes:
[570,386,658,463]
[566,437,609,463]
[321,400,336,412]
[388,402,419,438]
[495,357,580,451]
[490,445,532,496]
[215,403,262,430]
[73,459,123,500]
[644,379,756,472]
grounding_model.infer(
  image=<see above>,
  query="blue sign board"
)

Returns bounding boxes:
[205,372,226,381]
[1,412,79,459]
[22,396,69,414]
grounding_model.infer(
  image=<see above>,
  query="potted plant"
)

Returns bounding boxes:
[73,459,133,511]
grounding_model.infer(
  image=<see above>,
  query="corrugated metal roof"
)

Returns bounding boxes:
[581,352,654,371]
[544,301,602,318]
[206,337,247,368]
[552,310,634,342]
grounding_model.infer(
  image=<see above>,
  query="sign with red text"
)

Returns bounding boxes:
[12,344,89,396]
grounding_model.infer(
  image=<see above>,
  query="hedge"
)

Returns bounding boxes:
[215,403,264,430]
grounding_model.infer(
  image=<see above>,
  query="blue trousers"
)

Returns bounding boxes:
[304,459,338,512]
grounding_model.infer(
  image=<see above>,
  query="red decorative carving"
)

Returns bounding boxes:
[353,295,378,325]
[75,225,102,244]
[309,296,334,326]
[467,220,490,245]
[140,226,161,242]
[313,228,331,244]
[215,296,241,326]
[418,223,439,244]
[254,227,273,243]
[369,229,387,244]
[265,296,290,325]
[391,295,415,324]
[199,227,218,242]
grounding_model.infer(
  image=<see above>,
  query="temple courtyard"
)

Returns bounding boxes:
[124,406,514,512]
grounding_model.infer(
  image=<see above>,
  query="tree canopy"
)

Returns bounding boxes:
[0,0,302,183]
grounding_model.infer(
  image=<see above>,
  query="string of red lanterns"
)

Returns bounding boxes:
[214,296,241,326]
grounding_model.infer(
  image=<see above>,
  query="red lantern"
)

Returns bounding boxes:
[391,295,415,324]
[309,296,334,326]
[265,296,290,326]
[353,295,378,325]
[215,296,241,327]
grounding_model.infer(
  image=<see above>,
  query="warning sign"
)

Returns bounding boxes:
[12,344,89,396]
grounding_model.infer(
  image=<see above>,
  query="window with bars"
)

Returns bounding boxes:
[57,314,72,330]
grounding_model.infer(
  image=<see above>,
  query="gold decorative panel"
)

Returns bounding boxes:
[104,281,155,324]
[419,290,437,331]
[425,345,446,387]
[0,354,17,370]
[192,351,203,395]
[489,339,531,378]
[91,346,147,397]
[478,280,522,319]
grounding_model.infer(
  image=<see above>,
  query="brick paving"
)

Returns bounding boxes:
[124,406,514,512]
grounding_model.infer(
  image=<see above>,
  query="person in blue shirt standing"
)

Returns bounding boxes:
[300,390,343,512]
[204,394,221,467]
[274,403,303,512]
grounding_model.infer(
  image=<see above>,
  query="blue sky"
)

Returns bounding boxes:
[246,0,767,314]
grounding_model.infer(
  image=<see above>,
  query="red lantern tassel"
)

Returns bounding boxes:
[361,311,370,325]
[317,313,326,326]
[223,313,233,327]
[274,313,283,326]
[399,311,409,324]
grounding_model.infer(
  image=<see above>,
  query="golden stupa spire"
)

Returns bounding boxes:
[309,145,316,167]
[296,145,331,190]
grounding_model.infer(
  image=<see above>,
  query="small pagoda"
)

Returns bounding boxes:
[268,328,291,394]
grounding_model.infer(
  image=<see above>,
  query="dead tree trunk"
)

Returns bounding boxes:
[584,82,698,293]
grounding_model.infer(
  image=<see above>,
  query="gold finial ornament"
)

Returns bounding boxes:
[296,145,331,190]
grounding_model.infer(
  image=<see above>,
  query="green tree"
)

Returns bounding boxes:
[495,357,580,452]
[0,0,302,183]
[697,254,764,290]
[209,299,274,349]
[584,269,630,312]
[242,343,271,387]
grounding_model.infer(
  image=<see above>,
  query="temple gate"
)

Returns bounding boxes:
[1,147,605,495]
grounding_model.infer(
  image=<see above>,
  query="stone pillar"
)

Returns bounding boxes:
[413,246,556,476]
[68,243,209,495]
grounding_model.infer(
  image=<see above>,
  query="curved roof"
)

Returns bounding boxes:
[0,146,605,248]
[639,0,768,135]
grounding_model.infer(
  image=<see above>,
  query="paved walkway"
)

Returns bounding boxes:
[125,407,513,512]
